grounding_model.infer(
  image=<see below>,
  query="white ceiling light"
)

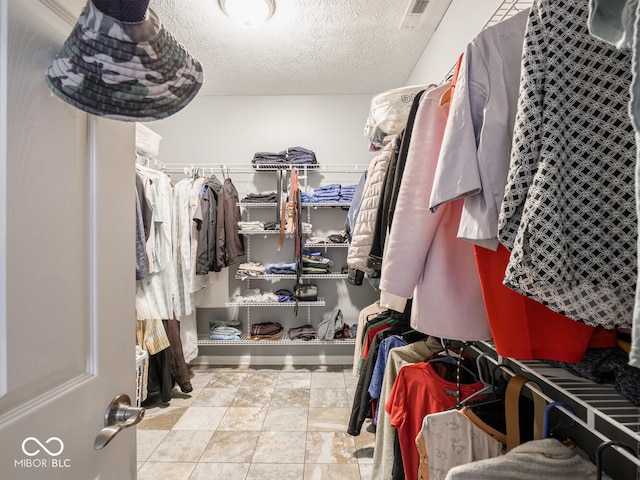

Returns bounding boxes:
[218,0,275,27]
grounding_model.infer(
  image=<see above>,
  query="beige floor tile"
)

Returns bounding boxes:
[276,371,312,389]
[343,370,360,389]
[241,371,280,389]
[312,365,344,373]
[168,388,200,408]
[303,463,361,480]
[359,463,374,480]
[270,388,310,407]
[172,406,227,431]
[192,387,238,407]
[246,463,305,480]
[205,372,247,388]
[137,461,195,480]
[305,431,357,464]
[217,406,268,431]
[147,430,213,462]
[188,372,215,389]
[199,430,260,463]
[354,425,375,464]
[308,407,350,431]
[189,462,250,480]
[196,365,250,373]
[311,371,346,389]
[309,388,349,408]
[137,462,144,471]
[252,430,307,463]
[281,365,314,372]
[230,387,274,407]
[136,429,168,462]
[138,406,187,430]
[262,406,309,431]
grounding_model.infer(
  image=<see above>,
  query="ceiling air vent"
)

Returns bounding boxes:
[400,0,452,30]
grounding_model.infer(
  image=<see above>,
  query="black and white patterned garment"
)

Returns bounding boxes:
[497,0,637,329]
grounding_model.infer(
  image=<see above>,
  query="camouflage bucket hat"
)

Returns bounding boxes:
[45,0,204,121]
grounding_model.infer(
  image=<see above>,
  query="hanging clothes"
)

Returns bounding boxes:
[379,84,490,341]
[347,139,396,274]
[497,0,636,329]
[386,357,484,480]
[371,337,444,480]
[418,409,504,480]
[428,8,529,250]
[444,438,607,480]
[194,174,224,274]
[587,0,640,369]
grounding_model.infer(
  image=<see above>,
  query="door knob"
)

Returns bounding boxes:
[94,394,145,450]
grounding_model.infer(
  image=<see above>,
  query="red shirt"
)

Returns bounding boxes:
[386,361,483,480]
[474,244,616,361]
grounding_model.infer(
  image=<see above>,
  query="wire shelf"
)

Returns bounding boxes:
[238,229,312,235]
[235,273,348,280]
[163,163,369,175]
[197,334,356,346]
[224,298,326,307]
[304,242,349,248]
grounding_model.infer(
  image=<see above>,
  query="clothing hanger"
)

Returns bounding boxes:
[440,52,464,106]
[458,353,493,406]
[542,401,576,439]
[428,339,478,382]
[596,440,637,480]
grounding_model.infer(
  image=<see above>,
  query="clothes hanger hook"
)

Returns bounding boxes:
[596,440,637,480]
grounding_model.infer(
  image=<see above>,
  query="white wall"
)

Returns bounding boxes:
[406,0,504,86]
[145,94,376,167]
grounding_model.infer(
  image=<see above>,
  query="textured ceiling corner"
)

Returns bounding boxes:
[151,0,438,96]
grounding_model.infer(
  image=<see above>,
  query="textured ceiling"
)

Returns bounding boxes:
[58,0,449,96]
[149,0,444,96]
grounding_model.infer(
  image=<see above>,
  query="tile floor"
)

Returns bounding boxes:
[136,364,374,480]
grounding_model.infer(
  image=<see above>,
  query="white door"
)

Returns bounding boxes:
[0,0,138,479]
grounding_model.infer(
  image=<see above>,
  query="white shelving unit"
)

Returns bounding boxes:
[179,163,371,361]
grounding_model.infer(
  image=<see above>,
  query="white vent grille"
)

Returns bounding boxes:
[411,0,430,14]
[400,0,452,31]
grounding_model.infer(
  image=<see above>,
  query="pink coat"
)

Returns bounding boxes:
[380,84,491,341]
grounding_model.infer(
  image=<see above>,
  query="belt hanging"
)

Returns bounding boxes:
[277,169,288,252]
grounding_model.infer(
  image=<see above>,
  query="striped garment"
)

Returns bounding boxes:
[445,438,608,480]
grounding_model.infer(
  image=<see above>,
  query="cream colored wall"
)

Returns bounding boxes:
[144,94,376,166]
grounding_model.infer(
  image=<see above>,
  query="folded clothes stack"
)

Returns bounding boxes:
[305,232,348,245]
[265,262,297,275]
[237,221,264,231]
[251,146,318,168]
[236,262,265,280]
[274,289,295,302]
[313,184,341,202]
[301,183,362,203]
[302,249,333,274]
[241,192,278,203]
[233,288,278,303]
[301,191,315,203]
[249,321,283,340]
[339,184,357,202]
[288,324,318,341]
[210,322,242,341]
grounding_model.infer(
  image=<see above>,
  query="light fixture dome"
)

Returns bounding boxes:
[218,0,275,27]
